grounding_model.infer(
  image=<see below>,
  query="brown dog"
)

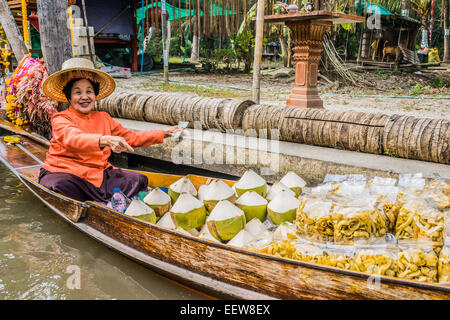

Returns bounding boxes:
[382,41,403,63]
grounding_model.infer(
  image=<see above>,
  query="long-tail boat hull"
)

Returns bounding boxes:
[1,120,449,300]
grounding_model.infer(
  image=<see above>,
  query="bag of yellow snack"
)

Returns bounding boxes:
[333,197,387,244]
[296,198,334,243]
[421,184,450,210]
[322,242,356,270]
[395,196,444,245]
[397,173,426,199]
[397,239,438,283]
[371,184,402,231]
[438,237,450,284]
[292,240,328,264]
[353,241,398,277]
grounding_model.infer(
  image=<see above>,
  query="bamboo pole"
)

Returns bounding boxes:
[252,0,264,104]
[80,0,94,64]
[0,0,28,61]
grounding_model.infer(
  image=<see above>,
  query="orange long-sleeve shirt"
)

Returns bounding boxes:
[42,106,165,188]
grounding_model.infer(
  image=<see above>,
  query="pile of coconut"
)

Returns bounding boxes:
[122,169,307,249]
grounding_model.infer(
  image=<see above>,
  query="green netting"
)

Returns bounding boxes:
[355,1,392,16]
[136,1,234,24]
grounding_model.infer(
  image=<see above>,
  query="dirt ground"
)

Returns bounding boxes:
[115,66,450,120]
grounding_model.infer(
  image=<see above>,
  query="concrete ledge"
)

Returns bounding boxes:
[115,118,450,184]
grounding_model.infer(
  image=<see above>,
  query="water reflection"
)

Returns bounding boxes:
[0,165,207,300]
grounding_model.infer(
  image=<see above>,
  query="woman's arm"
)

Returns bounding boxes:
[106,114,179,150]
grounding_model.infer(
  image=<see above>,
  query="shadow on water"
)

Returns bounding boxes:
[0,162,210,300]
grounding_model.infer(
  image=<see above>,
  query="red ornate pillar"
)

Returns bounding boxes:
[285,21,331,108]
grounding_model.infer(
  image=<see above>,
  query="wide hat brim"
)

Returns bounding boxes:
[42,62,116,103]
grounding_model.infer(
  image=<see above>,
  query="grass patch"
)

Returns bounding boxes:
[140,81,251,99]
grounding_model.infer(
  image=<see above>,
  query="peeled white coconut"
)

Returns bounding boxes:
[156,211,176,229]
[227,229,255,248]
[143,187,171,217]
[197,184,209,202]
[170,193,206,231]
[280,171,307,197]
[203,179,236,212]
[245,217,268,237]
[234,169,267,198]
[273,222,298,241]
[168,176,197,203]
[265,181,296,201]
[125,200,156,223]
[206,200,246,242]
[267,190,300,225]
[235,191,268,222]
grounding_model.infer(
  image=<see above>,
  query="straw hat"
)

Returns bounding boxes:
[42,57,116,103]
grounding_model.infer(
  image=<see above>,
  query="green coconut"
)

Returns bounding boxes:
[235,191,268,222]
[265,181,296,201]
[125,200,156,224]
[198,224,221,243]
[203,179,236,212]
[170,193,206,231]
[143,187,172,217]
[267,190,300,225]
[168,176,197,204]
[234,169,267,198]
[206,200,246,242]
[280,171,307,197]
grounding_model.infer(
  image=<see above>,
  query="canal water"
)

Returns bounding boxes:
[0,163,207,300]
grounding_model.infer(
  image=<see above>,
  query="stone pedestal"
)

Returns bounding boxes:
[261,11,365,109]
[286,21,331,108]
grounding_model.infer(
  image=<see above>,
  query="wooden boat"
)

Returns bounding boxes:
[1,119,449,300]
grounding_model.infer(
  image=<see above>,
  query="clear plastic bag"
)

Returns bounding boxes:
[438,237,450,284]
[292,241,328,264]
[395,196,445,244]
[371,185,402,232]
[352,241,398,277]
[333,198,387,244]
[397,239,438,283]
[296,199,334,243]
[397,173,426,194]
[322,243,356,270]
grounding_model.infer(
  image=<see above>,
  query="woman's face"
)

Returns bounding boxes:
[69,79,96,114]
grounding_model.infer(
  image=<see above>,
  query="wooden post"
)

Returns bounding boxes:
[252,0,264,104]
[131,0,138,72]
[36,0,72,75]
[161,0,168,84]
[80,0,94,64]
[0,0,28,61]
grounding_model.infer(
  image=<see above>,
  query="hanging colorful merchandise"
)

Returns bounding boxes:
[3,54,58,137]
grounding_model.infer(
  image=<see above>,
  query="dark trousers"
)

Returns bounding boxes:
[39,167,148,203]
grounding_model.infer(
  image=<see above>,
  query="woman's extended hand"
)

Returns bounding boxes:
[164,126,181,138]
[99,135,134,153]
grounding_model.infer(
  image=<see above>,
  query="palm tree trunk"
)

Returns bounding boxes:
[444,0,450,63]
[190,16,199,60]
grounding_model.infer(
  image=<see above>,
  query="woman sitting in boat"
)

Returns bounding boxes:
[39,57,179,203]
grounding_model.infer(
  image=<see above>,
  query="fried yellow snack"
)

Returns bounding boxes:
[333,205,387,244]
[438,245,450,283]
[395,198,445,243]
[374,194,403,232]
[397,241,438,283]
[292,243,329,265]
[296,199,334,243]
[353,249,398,277]
[259,240,296,259]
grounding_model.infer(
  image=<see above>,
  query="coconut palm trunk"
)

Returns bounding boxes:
[444,0,450,63]
[190,16,199,61]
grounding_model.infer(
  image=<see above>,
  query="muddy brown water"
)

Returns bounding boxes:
[0,163,209,300]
